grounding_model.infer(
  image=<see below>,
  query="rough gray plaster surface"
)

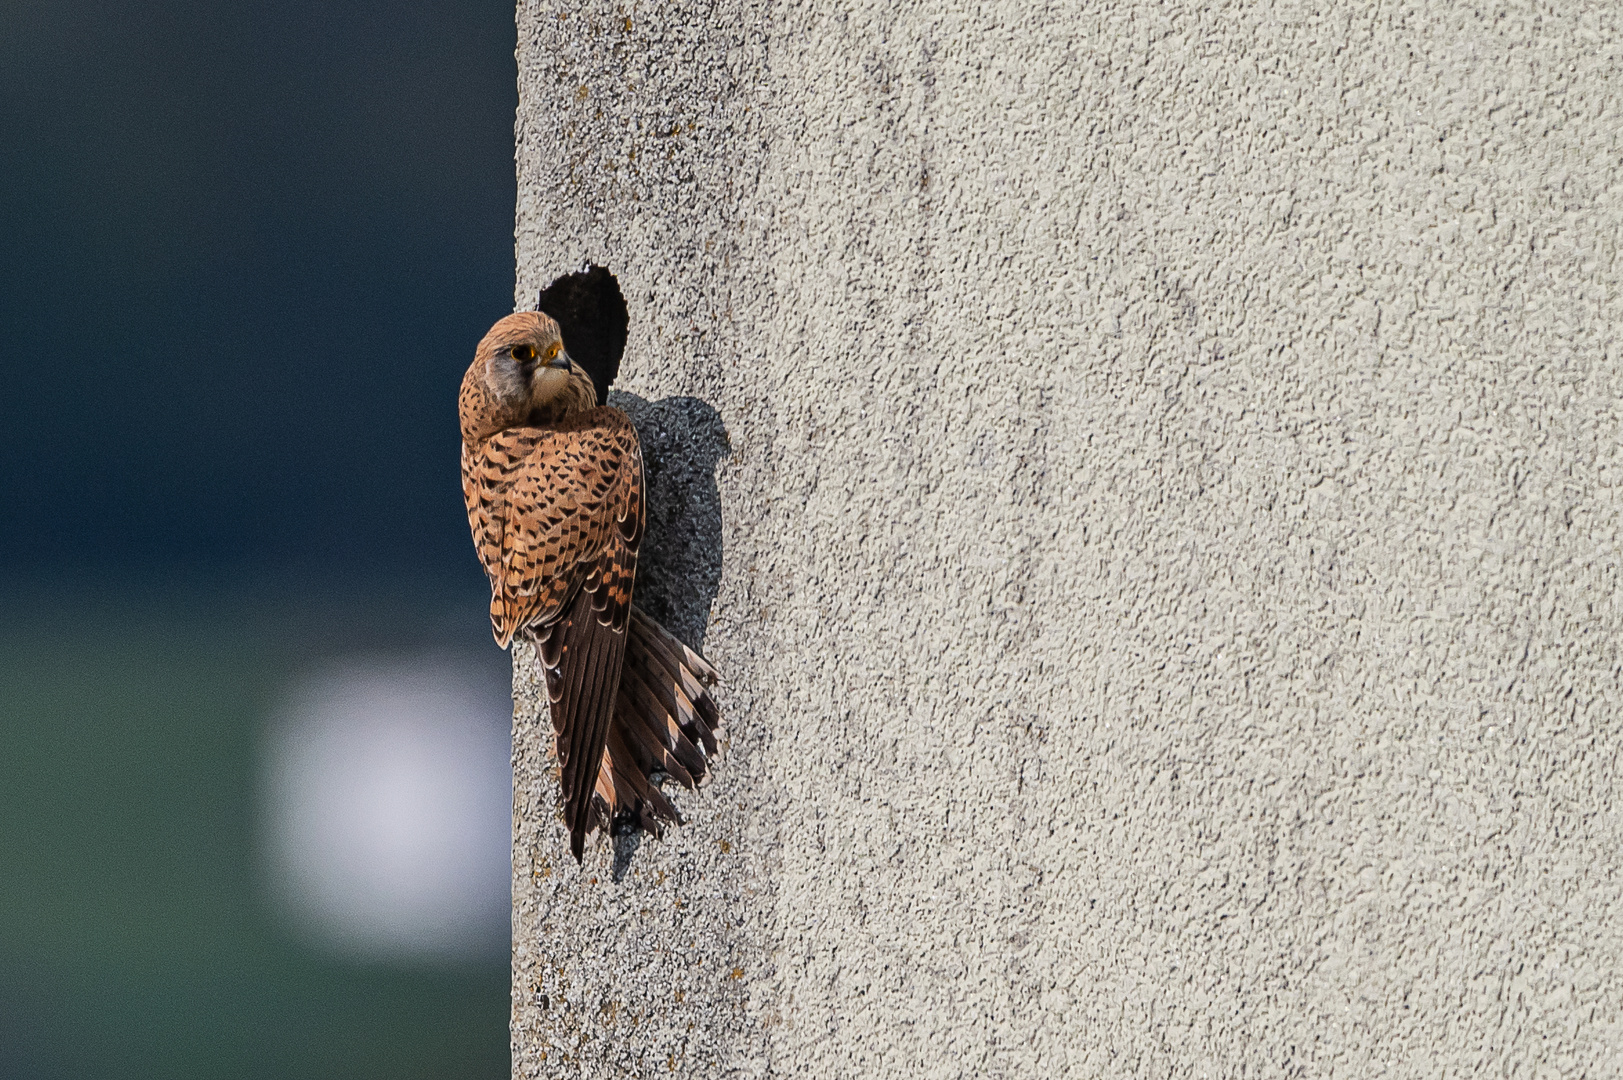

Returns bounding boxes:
[509,2,1622,1075]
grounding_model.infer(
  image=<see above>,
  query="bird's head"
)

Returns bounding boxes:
[460,311,598,443]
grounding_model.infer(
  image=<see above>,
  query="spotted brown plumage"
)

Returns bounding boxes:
[463,412,643,647]
[460,298,722,863]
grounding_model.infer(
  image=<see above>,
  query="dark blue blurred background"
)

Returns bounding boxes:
[1,0,514,581]
[1,2,518,1075]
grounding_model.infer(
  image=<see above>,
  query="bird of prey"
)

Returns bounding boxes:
[459,268,722,862]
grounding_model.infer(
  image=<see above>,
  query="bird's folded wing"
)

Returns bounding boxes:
[464,414,643,646]
[466,411,644,859]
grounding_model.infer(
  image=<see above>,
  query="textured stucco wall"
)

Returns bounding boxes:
[509,2,1622,1075]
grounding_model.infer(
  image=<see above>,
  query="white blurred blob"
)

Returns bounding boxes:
[263,659,512,963]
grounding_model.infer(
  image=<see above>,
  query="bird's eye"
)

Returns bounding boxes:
[512,344,537,362]
[544,342,561,361]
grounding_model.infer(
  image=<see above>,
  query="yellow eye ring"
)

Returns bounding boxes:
[512,343,537,362]
[544,342,561,360]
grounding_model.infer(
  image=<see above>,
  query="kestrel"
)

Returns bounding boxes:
[460,270,722,862]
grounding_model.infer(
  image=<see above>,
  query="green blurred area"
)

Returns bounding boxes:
[0,587,509,1079]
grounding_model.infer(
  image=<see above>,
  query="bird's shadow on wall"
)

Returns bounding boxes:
[607,391,728,879]
[609,391,727,654]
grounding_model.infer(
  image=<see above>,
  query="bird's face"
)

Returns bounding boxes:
[483,313,577,407]
[462,312,597,440]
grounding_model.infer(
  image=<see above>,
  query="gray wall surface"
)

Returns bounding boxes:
[508,2,1621,1075]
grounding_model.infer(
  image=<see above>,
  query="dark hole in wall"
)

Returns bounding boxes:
[536,265,628,409]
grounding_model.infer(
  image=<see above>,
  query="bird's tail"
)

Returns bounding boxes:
[584,605,723,837]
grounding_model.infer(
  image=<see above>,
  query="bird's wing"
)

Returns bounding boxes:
[464,410,643,860]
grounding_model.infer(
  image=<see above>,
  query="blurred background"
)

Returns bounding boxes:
[1,1,519,1075]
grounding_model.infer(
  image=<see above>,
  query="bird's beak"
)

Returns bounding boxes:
[546,348,573,371]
